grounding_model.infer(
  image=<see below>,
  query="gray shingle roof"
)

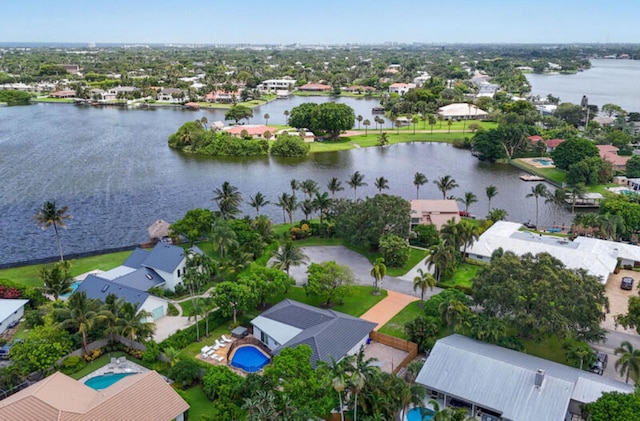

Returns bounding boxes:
[123,248,149,269]
[75,275,150,310]
[258,299,376,367]
[109,267,165,291]
[141,244,185,274]
[416,335,633,421]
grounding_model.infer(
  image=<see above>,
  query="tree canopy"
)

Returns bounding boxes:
[472,251,608,341]
[306,261,355,306]
[289,102,355,139]
[551,137,599,171]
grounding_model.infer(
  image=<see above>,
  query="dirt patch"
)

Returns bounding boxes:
[603,270,637,333]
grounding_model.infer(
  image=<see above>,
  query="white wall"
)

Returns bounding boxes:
[253,326,280,350]
[139,296,168,321]
[345,335,370,359]
[0,305,25,335]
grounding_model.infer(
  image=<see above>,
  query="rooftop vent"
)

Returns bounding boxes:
[535,369,545,388]
[101,285,109,293]
[146,274,153,280]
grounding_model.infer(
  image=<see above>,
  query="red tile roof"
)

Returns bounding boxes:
[225,125,276,136]
[299,83,332,91]
[528,135,543,142]
[597,144,630,167]
[546,139,565,148]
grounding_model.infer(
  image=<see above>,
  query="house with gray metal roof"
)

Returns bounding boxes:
[416,335,633,421]
[75,275,167,321]
[251,299,376,367]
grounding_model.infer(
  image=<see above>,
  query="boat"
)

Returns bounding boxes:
[371,107,385,114]
[519,175,545,181]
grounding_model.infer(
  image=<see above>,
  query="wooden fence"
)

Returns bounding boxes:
[369,331,418,374]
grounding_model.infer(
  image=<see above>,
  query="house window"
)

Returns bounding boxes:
[177,269,181,277]
[260,331,268,344]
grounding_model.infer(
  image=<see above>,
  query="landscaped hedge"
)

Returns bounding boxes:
[159,310,226,350]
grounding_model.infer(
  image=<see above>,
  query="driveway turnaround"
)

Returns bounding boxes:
[360,290,419,330]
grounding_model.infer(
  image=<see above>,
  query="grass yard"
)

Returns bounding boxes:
[344,244,427,277]
[180,385,211,419]
[273,285,387,317]
[439,263,481,290]
[378,300,424,339]
[309,132,469,153]
[33,97,75,103]
[0,250,132,288]
[511,158,566,185]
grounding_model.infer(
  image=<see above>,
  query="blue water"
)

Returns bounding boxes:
[230,346,270,373]
[407,407,435,421]
[60,281,82,299]
[84,372,137,390]
[532,158,553,166]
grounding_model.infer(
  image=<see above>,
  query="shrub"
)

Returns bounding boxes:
[378,234,410,267]
[83,348,103,362]
[410,224,439,247]
[124,347,144,359]
[167,303,179,316]
[168,358,202,388]
[142,341,160,363]
[202,365,244,401]
[270,133,310,157]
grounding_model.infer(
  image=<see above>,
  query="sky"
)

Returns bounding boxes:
[2,0,640,45]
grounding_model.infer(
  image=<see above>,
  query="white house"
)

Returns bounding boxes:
[388,82,416,96]
[251,299,376,367]
[257,78,296,93]
[157,88,187,103]
[416,335,633,421]
[438,103,489,120]
[0,299,28,335]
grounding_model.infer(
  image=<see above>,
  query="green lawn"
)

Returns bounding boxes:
[343,244,427,277]
[378,300,424,339]
[33,97,75,103]
[439,263,481,289]
[180,385,211,419]
[274,285,387,317]
[511,158,566,185]
[0,250,132,288]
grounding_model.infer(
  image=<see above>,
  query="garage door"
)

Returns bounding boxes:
[151,306,165,320]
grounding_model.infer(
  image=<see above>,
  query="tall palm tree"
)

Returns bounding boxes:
[290,179,300,197]
[55,292,108,356]
[363,119,371,135]
[526,183,549,229]
[347,171,367,199]
[284,109,290,124]
[412,116,419,134]
[346,347,378,421]
[457,191,478,215]
[318,356,348,421]
[428,114,436,133]
[426,242,455,282]
[276,192,290,223]
[457,219,480,258]
[119,302,155,347]
[270,241,309,276]
[614,341,640,383]
[34,200,72,261]
[312,191,333,225]
[40,260,73,300]
[188,297,205,342]
[248,192,270,216]
[440,299,469,333]
[377,131,390,147]
[374,176,389,193]
[434,175,459,200]
[284,193,298,225]
[370,257,386,294]
[300,179,319,199]
[327,177,344,198]
[299,199,315,220]
[356,114,363,129]
[485,184,498,214]
[598,213,625,241]
[567,183,587,214]
[212,181,242,219]
[264,113,270,125]
[209,220,238,258]
[413,172,428,199]
[413,268,436,302]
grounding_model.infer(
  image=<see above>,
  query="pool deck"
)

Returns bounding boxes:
[78,356,150,383]
[521,157,556,169]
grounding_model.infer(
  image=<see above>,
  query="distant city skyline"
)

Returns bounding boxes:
[3,0,640,45]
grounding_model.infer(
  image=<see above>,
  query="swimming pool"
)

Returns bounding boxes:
[407,407,435,421]
[230,345,270,373]
[532,158,554,166]
[84,372,137,390]
[60,281,82,299]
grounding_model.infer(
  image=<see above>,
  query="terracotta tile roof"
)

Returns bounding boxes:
[0,371,189,421]
[299,83,332,91]
[545,139,565,148]
[597,144,630,167]
[528,135,543,142]
[225,124,276,136]
[389,82,410,88]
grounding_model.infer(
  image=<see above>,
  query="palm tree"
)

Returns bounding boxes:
[312,192,333,225]
[318,356,348,421]
[212,181,242,219]
[457,219,480,258]
[485,184,498,214]
[327,177,344,198]
[356,114,363,129]
[363,119,371,135]
[426,242,455,282]
[345,347,378,421]
[264,113,270,125]
[598,213,625,240]
[434,175,459,200]
[284,193,298,225]
[374,176,389,193]
[614,341,640,383]
[290,179,300,197]
[209,220,238,258]
[377,131,390,147]
[300,199,315,220]
[248,192,270,216]
[284,109,290,124]
[347,171,367,199]
[395,118,402,135]
[55,292,108,356]
[440,299,469,333]
[188,297,205,342]
[526,183,549,229]
[276,192,290,223]
[300,179,319,199]
[428,114,436,133]
[413,172,428,199]
[270,241,309,276]
[370,258,386,294]
[40,260,73,300]
[447,119,453,133]
[34,200,72,261]
[119,302,154,347]
[457,191,478,215]
[412,116,419,134]
[413,268,436,302]
[567,183,587,214]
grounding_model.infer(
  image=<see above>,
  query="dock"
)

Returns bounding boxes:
[519,175,545,181]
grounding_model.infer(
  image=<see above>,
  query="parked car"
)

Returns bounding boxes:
[590,351,608,375]
[621,277,634,290]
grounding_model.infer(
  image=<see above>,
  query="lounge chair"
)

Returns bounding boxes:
[215,339,226,349]
[201,346,211,354]
[211,343,220,351]
[221,334,233,343]
[213,355,224,362]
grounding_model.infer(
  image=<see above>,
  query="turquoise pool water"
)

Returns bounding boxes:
[84,372,137,390]
[532,158,554,166]
[230,346,270,373]
[60,281,82,299]
[407,407,435,421]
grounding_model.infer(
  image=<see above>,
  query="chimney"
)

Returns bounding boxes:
[535,369,545,388]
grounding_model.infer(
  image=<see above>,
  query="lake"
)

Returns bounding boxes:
[526,59,640,112]
[0,99,570,266]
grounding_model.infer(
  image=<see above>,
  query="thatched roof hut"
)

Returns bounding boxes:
[148,219,171,241]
